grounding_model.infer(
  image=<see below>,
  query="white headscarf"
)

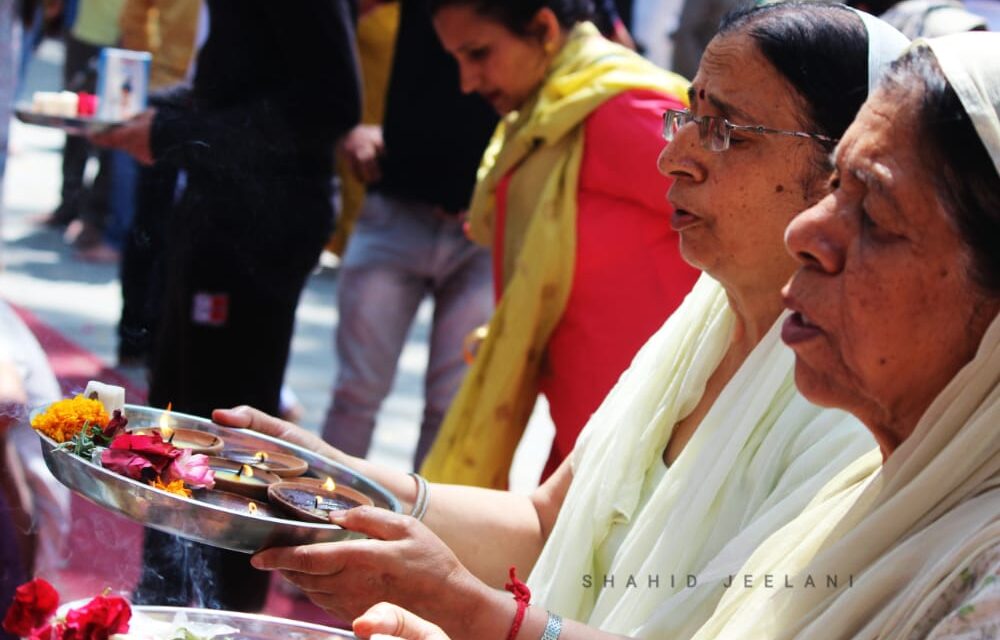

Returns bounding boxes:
[929,32,1000,180]
[730,4,909,95]
[851,7,911,94]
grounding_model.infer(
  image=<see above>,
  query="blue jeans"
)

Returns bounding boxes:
[105,150,139,249]
[322,193,493,468]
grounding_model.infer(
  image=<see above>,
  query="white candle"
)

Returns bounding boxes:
[55,91,79,117]
[84,380,126,415]
[32,92,60,115]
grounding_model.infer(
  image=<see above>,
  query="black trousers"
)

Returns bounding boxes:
[134,180,332,612]
[117,162,176,362]
[56,36,110,227]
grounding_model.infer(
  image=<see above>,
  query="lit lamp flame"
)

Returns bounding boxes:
[238,464,254,478]
[247,502,258,516]
[254,451,269,463]
[314,495,324,509]
[322,477,336,491]
[159,403,174,442]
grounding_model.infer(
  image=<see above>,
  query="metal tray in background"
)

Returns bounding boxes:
[61,602,358,640]
[37,404,401,554]
[15,104,123,135]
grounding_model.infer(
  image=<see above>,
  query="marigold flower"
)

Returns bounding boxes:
[149,478,192,498]
[31,396,110,443]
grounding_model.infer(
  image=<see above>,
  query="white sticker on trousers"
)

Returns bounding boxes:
[192,292,229,326]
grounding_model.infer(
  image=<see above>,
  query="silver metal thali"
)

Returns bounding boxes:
[61,601,358,640]
[15,104,123,135]
[38,404,401,554]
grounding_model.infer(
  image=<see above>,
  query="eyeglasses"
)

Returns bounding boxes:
[662,108,838,152]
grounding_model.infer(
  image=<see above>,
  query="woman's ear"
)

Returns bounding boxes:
[531,7,562,50]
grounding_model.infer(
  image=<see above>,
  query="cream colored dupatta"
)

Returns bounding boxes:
[527,275,876,638]
[692,309,1000,640]
[689,35,1000,639]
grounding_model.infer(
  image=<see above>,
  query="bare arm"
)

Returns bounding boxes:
[213,406,572,587]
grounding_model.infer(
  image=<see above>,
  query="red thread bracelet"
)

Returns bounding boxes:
[505,566,531,640]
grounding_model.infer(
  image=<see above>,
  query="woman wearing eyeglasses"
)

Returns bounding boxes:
[214,4,907,639]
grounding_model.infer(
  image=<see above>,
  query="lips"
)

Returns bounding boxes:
[670,208,702,231]
[781,292,824,346]
[482,91,504,110]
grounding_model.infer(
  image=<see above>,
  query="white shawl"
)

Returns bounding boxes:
[527,275,876,638]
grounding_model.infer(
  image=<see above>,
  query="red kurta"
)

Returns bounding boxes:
[495,89,700,480]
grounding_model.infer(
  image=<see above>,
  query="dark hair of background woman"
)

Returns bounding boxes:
[884,45,1000,295]
[427,0,595,37]
[719,1,869,156]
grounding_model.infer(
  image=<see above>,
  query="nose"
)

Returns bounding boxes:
[785,192,847,274]
[656,119,706,183]
[457,60,479,95]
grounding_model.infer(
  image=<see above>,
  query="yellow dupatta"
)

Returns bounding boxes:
[420,22,689,488]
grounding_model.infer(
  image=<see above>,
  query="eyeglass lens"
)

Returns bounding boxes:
[663,110,729,151]
[701,116,728,151]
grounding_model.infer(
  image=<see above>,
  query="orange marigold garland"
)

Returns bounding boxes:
[31,396,109,443]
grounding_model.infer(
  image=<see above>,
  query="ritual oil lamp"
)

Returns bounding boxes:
[207,458,279,501]
[223,449,308,478]
[130,404,224,455]
[268,477,373,524]
[199,489,282,519]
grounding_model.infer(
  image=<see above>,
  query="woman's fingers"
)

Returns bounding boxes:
[251,506,419,574]
[212,405,310,443]
[252,541,349,574]
[353,602,450,640]
[212,405,282,433]
[211,405,352,481]
[327,505,419,541]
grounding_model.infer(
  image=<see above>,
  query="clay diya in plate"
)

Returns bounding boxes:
[223,449,308,478]
[207,458,279,501]
[199,489,283,519]
[268,478,374,524]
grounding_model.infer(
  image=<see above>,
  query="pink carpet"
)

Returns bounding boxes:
[11,304,341,627]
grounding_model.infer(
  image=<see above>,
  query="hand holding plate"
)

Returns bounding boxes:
[89,108,156,165]
[251,506,493,636]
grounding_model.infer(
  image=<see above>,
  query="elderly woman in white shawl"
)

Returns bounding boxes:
[686,32,1000,640]
[212,4,907,639]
